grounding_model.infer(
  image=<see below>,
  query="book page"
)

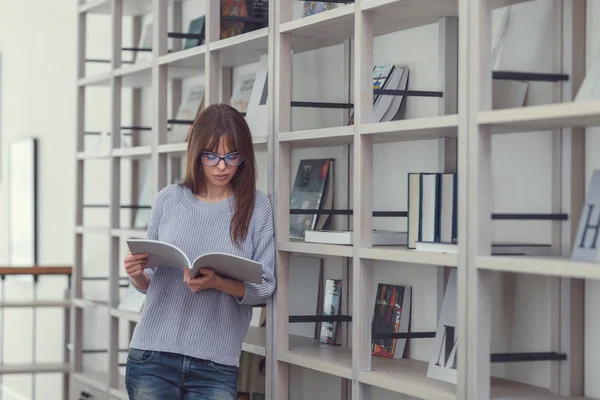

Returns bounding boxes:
[191,253,262,284]
[126,239,191,270]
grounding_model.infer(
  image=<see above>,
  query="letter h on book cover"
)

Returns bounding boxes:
[572,169,600,262]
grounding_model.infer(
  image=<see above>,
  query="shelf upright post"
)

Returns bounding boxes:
[456,0,470,399]
[465,0,493,398]
[554,0,587,395]
[131,13,144,226]
[272,0,292,398]
[108,0,123,390]
[340,35,353,400]
[266,0,277,398]
[72,0,87,382]
[152,0,169,195]
[436,16,458,318]
[205,0,221,106]
[169,1,184,184]
[352,2,373,400]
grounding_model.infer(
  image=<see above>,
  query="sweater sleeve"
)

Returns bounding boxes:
[236,195,276,305]
[131,186,167,294]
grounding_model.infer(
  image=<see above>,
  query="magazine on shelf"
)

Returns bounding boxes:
[126,239,262,284]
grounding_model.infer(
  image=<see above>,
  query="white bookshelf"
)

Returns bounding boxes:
[271,1,599,400]
[72,0,600,400]
[73,0,272,399]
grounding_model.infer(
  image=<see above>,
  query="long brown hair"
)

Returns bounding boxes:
[180,103,256,246]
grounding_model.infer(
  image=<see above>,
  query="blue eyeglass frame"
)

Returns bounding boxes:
[199,151,244,167]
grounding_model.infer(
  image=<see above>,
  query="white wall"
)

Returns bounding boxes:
[0,1,77,398]
[0,0,122,398]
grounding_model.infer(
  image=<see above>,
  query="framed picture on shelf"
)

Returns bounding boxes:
[8,138,38,275]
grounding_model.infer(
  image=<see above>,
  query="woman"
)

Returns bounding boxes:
[123,103,276,399]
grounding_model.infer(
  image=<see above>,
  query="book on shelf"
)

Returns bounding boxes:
[245,54,268,138]
[220,0,268,39]
[230,72,256,114]
[304,229,406,246]
[170,84,205,143]
[184,16,206,49]
[349,65,408,125]
[135,19,153,63]
[301,1,341,17]
[126,239,262,284]
[289,158,334,239]
[371,283,411,359]
[407,172,457,249]
[319,279,342,345]
[574,45,600,102]
[572,169,600,261]
[427,269,458,384]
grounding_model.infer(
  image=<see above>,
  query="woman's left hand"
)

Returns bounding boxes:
[183,268,220,293]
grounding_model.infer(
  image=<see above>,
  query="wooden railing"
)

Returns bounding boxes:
[0,266,73,400]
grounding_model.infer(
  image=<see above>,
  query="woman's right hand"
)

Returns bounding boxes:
[124,252,149,278]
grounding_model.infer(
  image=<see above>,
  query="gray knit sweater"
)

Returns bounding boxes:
[129,183,276,367]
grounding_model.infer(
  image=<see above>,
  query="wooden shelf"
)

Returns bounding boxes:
[110,307,141,322]
[358,115,458,143]
[212,28,269,68]
[278,126,354,147]
[277,336,353,380]
[478,255,600,280]
[358,357,455,400]
[280,4,355,54]
[278,240,353,258]
[111,228,147,238]
[158,45,206,69]
[359,246,458,267]
[112,145,152,158]
[480,101,600,133]
[0,300,71,308]
[363,0,528,37]
[242,326,267,357]
[0,363,70,374]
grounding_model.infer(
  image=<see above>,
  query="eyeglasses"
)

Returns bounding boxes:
[199,151,244,167]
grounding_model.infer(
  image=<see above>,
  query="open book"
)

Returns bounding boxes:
[126,239,263,284]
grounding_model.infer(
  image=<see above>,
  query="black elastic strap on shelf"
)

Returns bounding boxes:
[289,315,352,323]
[168,32,205,40]
[491,213,568,221]
[492,71,569,82]
[374,89,443,98]
[289,209,407,217]
[169,119,195,125]
[291,101,353,109]
[372,331,436,339]
[254,303,266,308]
[122,47,152,52]
[85,58,133,64]
[288,209,567,221]
[121,126,152,131]
[491,352,567,363]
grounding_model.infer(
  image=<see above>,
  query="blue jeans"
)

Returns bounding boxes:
[125,347,239,400]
